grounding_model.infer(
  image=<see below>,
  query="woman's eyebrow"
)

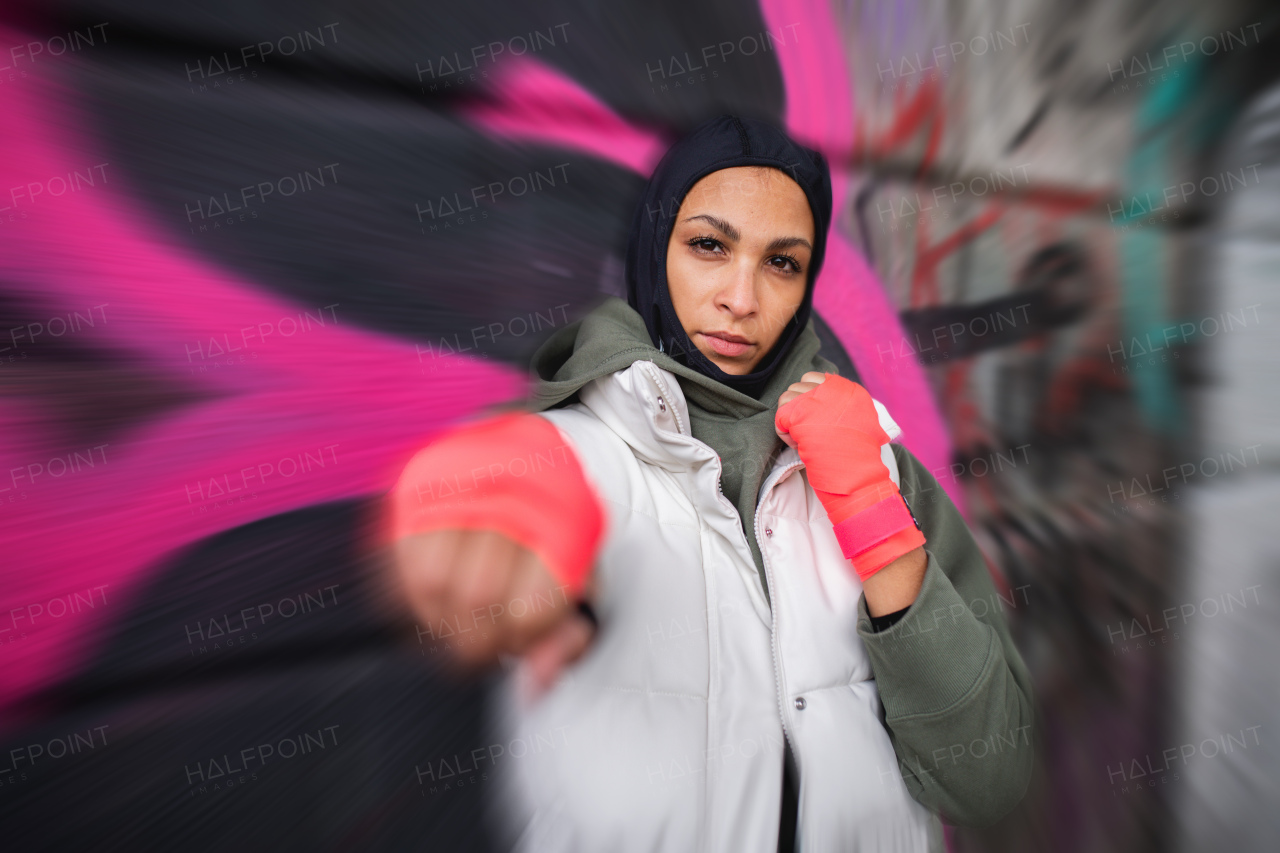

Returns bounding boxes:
[682,214,740,242]
[765,236,813,253]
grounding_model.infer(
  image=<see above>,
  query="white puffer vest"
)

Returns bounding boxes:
[497,360,940,852]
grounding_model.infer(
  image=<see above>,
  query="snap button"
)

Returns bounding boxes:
[794,697,806,711]
[765,528,773,537]
[657,398,666,412]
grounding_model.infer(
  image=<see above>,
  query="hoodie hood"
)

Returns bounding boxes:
[625,115,833,400]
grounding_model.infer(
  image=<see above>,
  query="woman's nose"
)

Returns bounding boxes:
[716,261,758,317]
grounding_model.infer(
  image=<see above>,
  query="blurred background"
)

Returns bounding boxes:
[0,0,1276,850]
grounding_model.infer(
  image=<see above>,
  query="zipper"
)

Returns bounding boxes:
[754,458,806,781]
[635,361,806,795]
[635,361,688,437]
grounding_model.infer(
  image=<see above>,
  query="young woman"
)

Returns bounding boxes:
[390,116,1034,852]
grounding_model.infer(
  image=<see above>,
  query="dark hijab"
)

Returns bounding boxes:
[625,115,834,399]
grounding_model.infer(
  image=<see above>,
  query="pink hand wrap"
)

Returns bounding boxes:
[775,374,925,581]
[390,412,605,595]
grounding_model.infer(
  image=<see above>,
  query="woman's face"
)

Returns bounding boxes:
[666,166,814,375]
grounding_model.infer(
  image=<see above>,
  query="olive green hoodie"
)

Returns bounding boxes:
[527,296,1035,827]
[529,295,837,603]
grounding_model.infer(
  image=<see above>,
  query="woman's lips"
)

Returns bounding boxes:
[701,332,752,357]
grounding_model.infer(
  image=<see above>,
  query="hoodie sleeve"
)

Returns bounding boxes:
[855,444,1035,827]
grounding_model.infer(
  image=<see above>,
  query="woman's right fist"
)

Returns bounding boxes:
[394,527,585,668]
[387,412,606,694]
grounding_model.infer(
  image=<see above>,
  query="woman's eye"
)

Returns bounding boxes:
[689,237,722,253]
[769,255,802,273]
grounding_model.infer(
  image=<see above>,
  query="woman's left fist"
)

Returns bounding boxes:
[774,373,925,581]
[776,371,828,447]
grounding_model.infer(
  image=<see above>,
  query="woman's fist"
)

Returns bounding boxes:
[774,373,924,581]
[393,529,595,695]
[776,370,828,447]
[388,411,606,696]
